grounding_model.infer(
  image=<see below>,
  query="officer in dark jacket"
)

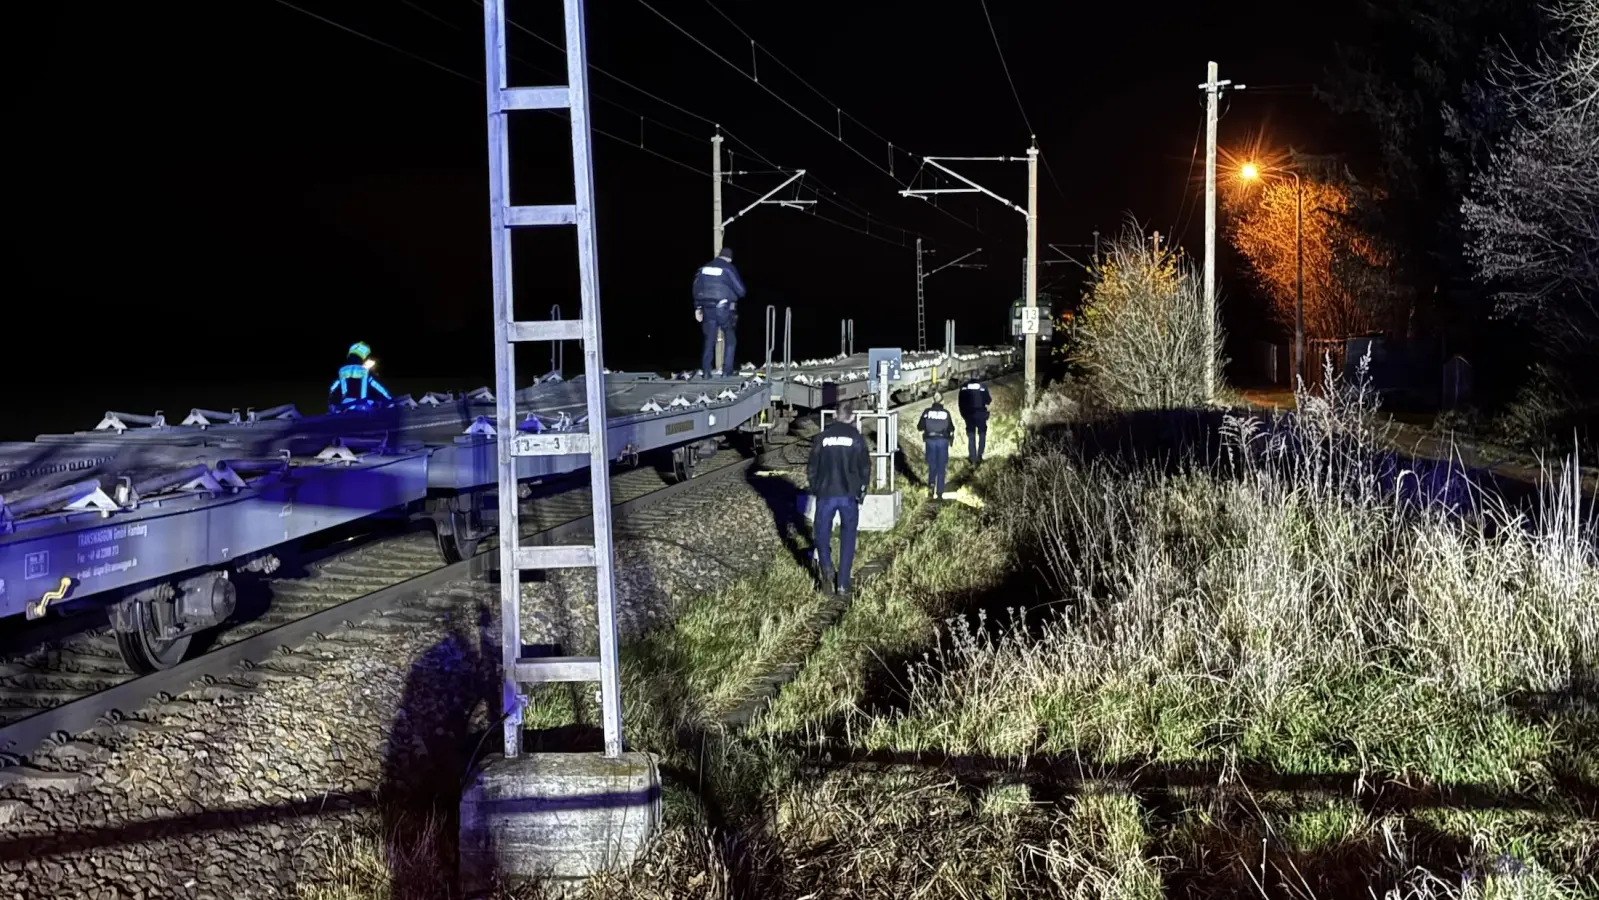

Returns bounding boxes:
[691,247,746,376]
[806,401,871,595]
[957,380,992,464]
[917,392,955,499]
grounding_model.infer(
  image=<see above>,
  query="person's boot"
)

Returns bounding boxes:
[818,567,836,594]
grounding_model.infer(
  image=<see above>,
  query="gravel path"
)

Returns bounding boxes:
[0,464,805,900]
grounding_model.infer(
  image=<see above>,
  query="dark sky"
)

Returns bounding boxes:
[15,0,1349,431]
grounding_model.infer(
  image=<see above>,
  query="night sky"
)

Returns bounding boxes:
[15,0,1349,436]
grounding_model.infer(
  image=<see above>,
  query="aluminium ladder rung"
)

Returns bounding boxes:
[506,205,577,227]
[510,319,583,342]
[514,655,600,683]
[501,86,570,111]
[514,545,597,569]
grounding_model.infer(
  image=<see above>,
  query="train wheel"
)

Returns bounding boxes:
[115,601,193,673]
[671,446,698,483]
[434,508,482,564]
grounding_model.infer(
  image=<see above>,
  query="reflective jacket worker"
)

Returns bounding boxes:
[329,341,392,408]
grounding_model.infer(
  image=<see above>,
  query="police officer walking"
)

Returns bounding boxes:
[917,391,955,499]
[958,379,992,464]
[691,247,746,377]
[806,401,871,596]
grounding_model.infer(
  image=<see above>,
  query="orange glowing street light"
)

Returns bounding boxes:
[1237,158,1305,383]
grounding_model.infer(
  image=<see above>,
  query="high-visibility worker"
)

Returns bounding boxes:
[329,341,391,410]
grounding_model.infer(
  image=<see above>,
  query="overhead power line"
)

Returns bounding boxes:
[1169,102,1208,250]
[699,0,902,156]
[463,0,719,133]
[973,0,1069,209]
[447,0,945,248]
[411,0,704,147]
[275,0,478,82]
[630,0,986,236]
[976,0,1033,136]
[268,0,924,250]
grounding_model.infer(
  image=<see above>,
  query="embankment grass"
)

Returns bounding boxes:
[312,363,1597,898]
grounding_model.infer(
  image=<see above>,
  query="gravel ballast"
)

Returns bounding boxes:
[0,464,804,900]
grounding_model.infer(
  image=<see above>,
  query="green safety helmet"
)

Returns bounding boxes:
[347,341,372,361]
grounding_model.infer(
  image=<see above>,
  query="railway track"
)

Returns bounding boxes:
[0,372,968,773]
[0,442,770,767]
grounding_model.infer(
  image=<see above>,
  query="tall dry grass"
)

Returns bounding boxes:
[871,361,1596,774]
[851,361,1597,892]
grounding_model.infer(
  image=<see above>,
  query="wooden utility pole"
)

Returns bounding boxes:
[1025,144,1039,408]
[1199,63,1241,402]
[1203,62,1218,402]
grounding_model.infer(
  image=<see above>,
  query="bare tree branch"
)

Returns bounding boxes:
[1462,0,1599,317]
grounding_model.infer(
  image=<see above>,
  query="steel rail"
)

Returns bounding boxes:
[0,372,1013,764]
[0,450,763,763]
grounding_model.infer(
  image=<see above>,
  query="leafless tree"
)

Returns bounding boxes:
[1461,0,1599,323]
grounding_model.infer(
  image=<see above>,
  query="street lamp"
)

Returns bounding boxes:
[1239,161,1304,385]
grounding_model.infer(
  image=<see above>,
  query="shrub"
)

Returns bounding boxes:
[1072,221,1225,410]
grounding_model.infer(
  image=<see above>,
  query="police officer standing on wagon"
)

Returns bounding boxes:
[806,401,871,596]
[691,246,746,377]
[958,379,992,464]
[917,391,955,499]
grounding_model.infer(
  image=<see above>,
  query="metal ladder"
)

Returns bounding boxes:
[916,239,927,353]
[482,0,624,759]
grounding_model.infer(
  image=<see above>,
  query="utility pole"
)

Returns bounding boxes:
[1025,145,1038,408]
[1202,63,1218,402]
[712,133,725,254]
[917,240,982,353]
[1295,176,1304,385]
[898,145,1038,404]
[1200,63,1243,403]
[712,132,725,373]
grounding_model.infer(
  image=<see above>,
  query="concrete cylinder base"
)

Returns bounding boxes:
[458,751,661,897]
